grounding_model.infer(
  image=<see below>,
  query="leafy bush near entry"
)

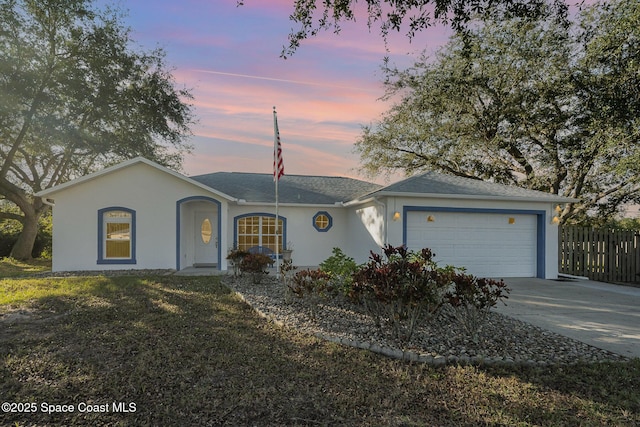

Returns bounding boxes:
[227,247,250,277]
[350,245,453,342]
[226,248,249,263]
[239,253,274,283]
[318,247,358,296]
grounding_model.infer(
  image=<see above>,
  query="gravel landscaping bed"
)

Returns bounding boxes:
[224,274,629,367]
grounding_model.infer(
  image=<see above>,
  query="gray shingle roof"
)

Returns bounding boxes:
[190,170,577,205]
[35,156,577,205]
[364,171,577,202]
[190,172,382,204]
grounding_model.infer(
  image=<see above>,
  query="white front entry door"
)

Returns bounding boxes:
[194,211,218,266]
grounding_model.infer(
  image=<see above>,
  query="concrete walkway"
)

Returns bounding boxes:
[175,266,226,276]
[496,278,640,359]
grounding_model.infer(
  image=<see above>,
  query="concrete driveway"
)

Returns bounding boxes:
[495,278,640,359]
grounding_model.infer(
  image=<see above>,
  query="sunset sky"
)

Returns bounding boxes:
[116,0,452,183]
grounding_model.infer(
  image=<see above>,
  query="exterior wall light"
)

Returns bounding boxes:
[551,204,563,224]
[427,215,435,222]
[393,211,401,221]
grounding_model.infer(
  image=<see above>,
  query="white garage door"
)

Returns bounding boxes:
[406,211,537,278]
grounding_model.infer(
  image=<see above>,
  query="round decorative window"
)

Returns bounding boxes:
[201,218,212,244]
[313,211,332,232]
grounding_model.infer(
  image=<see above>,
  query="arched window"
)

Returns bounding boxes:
[98,207,136,264]
[235,214,286,253]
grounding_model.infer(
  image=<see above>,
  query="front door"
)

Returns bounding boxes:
[194,211,218,266]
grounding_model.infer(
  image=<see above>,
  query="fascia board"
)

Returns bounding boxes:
[35,157,237,202]
[347,191,580,205]
[235,201,345,208]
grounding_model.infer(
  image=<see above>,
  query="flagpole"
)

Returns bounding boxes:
[273,106,280,277]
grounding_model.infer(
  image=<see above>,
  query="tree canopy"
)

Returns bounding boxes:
[239,0,569,57]
[354,0,640,223]
[0,0,195,259]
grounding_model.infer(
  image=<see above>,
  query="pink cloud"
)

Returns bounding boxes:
[122,0,454,184]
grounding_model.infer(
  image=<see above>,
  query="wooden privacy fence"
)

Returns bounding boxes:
[559,226,640,283]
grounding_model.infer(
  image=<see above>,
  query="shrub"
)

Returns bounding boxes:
[289,269,332,318]
[319,247,358,296]
[0,220,20,258]
[280,259,298,302]
[444,272,510,341]
[0,208,52,259]
[289,269,333,298]
[226,248,249,262]
[226,247,249,277]
[239,253,274,283]
[350,245,452,342]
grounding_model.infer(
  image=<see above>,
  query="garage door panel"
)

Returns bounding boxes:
[406,212,536,278]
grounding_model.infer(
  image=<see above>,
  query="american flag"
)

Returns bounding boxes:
[273,108,284,181]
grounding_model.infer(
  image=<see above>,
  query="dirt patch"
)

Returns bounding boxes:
[0,308,67,324]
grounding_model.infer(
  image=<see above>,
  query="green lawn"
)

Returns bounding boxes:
[0,257,51,278]
[1,260,639,426]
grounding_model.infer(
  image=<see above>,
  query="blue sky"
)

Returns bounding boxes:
[112,0,451,183]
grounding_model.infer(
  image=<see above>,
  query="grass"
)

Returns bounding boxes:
[1,260,639,426]
[0,257,51,278]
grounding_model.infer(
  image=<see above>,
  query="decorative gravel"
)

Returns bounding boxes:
[224,274,629,367]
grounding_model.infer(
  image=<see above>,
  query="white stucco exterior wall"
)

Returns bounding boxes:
[40,158,565,278]
[46,162,228,272]
[345,201,387,265]
[227,205,348,267]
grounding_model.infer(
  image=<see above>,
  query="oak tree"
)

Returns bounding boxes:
[239,0,569,57]
[0,0,195,259]
[354,0,640,223]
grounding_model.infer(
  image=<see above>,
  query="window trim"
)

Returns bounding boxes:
[312,211,333,232]
[233,213,287,255]
[97,207,136,264]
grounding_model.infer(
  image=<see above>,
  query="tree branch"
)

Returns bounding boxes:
[0,210,25,223]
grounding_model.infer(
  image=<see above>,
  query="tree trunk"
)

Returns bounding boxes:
[10,212,40,260]
[0,176,48,260]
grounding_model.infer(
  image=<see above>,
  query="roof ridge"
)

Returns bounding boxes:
[191,171,378,183]
[359,169,578,203]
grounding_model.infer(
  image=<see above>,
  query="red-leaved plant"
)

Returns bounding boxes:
[350,245,452,342]
[239,253,274,284]
[289,269,333,319]
[444,273,510,341]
